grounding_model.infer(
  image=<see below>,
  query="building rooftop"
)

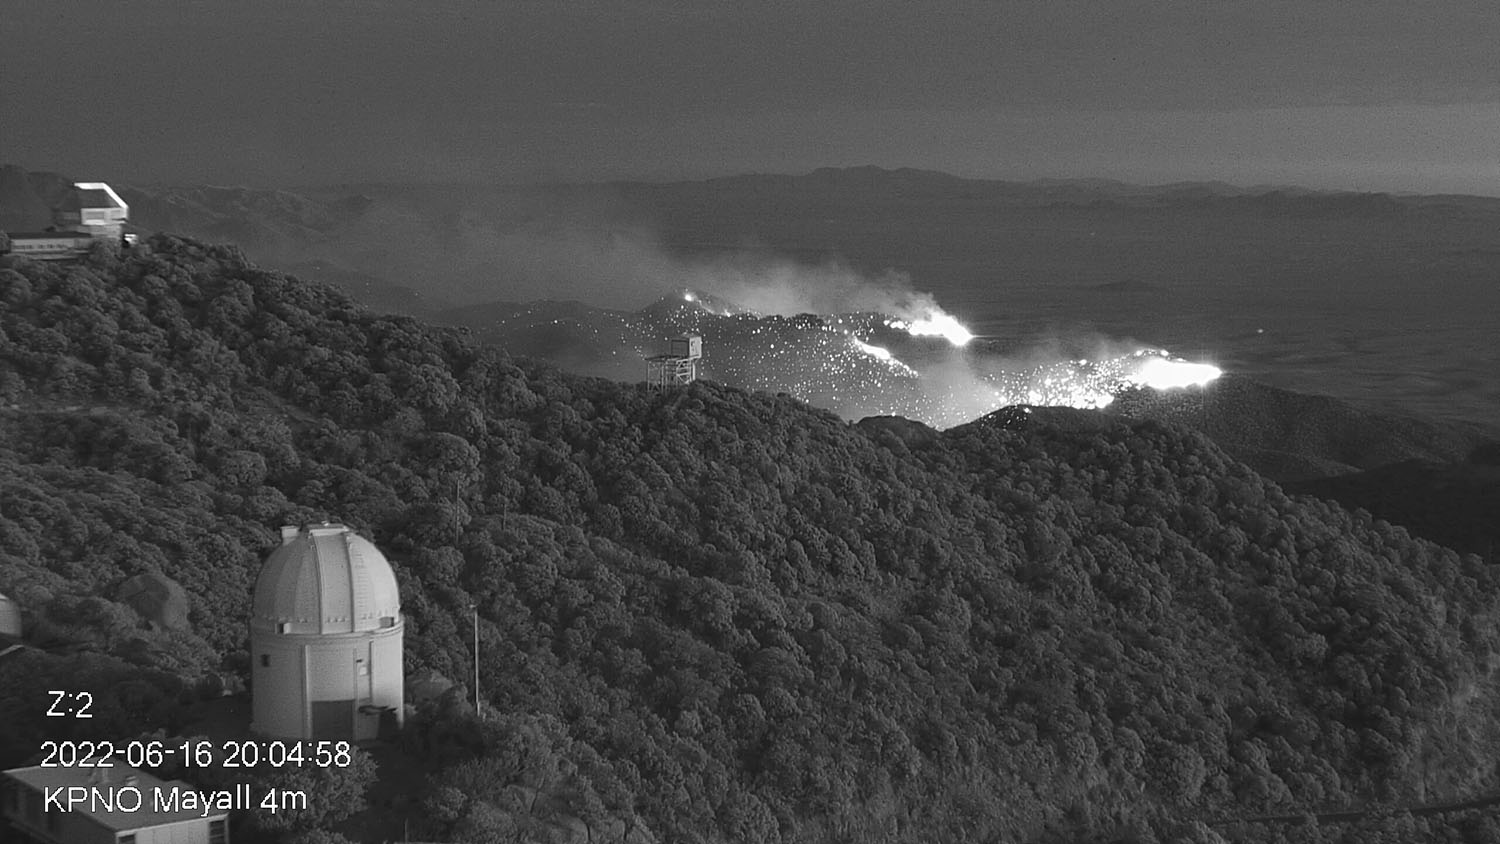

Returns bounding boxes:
[7,231,93,240]
[5,763,228,831]
[56,182,128,211]
[252,523,402,634]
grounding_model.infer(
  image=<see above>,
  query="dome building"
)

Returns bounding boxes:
[0,591,20,637]
[250,523,404,741]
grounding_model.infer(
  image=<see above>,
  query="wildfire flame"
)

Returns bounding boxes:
[984,349,1221,412]
[851,338,919,376]
[1124,353,1222,390]
[852,338,894,361]
[886,311,974,346]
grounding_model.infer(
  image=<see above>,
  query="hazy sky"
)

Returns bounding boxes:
[4,0,1499,192]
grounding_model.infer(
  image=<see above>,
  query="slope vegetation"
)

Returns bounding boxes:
[2,237,1500,843]
[1108,377,1498,483]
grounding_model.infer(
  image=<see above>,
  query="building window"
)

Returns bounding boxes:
[260,654,270,667]
[119,835,137,844]
[357,659,369,676]
[380,616,396,628]
[278,621,292,634]
[209,818,227,844]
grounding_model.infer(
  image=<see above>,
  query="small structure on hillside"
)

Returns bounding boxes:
[250,523,404,741]
[0,591,20,638]
[646,334,702,388]
[3,760,229,844]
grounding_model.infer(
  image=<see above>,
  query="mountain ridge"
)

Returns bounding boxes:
[3,235,1500,841]
[11,162,1500,320]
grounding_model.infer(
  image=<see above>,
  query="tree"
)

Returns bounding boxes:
[284,831,358,844]
[6,234,1500,843]
[194,746,378,836]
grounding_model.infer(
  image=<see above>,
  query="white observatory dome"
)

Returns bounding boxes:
[250,523,404,741]
[0,591,21,637]
[252,523,401,635]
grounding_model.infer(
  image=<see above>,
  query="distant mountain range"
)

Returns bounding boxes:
[6,163,1499,558]
[11,163,1500,314]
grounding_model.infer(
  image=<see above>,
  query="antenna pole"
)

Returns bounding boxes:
[472,603,482,720]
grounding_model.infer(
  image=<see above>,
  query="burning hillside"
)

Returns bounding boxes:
[443,289,1220,428]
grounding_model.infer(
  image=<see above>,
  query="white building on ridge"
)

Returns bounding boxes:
[3,182,134,261]
[250,523,404,741]
[52,182,130,239]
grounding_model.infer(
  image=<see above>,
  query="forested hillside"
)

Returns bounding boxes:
[4,237,1500,843]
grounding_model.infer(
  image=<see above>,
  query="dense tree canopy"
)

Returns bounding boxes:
[3,237,1500,843]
